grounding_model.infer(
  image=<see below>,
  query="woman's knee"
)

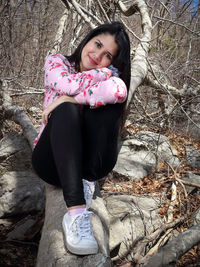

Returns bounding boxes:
[50,102,81,127]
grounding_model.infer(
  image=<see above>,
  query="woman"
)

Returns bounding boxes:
[32,21,131,255]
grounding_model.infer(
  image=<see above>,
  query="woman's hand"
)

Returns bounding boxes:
[42,95,78,125]
[107,65,119,77]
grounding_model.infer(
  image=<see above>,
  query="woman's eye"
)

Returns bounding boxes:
[106,53,112,60]
[95,42,101,48]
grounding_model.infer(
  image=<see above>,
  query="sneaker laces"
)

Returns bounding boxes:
[70,211,94,239]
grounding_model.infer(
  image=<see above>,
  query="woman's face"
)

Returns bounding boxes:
[80,33,118,72]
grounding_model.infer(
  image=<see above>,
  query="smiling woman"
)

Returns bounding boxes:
[31,21,131,256]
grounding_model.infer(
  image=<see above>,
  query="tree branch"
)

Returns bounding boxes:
[68,0,97,29]
[126,0,152,106]
[116,0,139,16]
[142,224,200,267]
[50,9,69,54]
[1,80,37,150]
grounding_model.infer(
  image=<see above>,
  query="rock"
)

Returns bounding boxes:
[114,131,180,180]
[182,172,200,193]
[0,171,45,218]
[192,207,200,225]
[186,144,200,169]
[6,215,36,240]
[0,132,32,176]
[104,194,163,260]
[113,142,153,179]
[0,132,28,159]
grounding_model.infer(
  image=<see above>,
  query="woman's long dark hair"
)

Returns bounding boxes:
[67,21,131,129]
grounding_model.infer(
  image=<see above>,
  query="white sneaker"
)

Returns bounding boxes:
[62,210,98,255]
[83,179,96,208]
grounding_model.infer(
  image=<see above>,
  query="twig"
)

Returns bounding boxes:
[121,18,142,42]
[176,178,200,190]
[146,58,200,130]
[176,179,188,198]
[10,92,44,96]
[96,0,111,22]
[153,15,200,36]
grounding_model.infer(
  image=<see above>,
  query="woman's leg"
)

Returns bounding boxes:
[82,103,123,181]
[32,102,85,207]
[32,102,98,255]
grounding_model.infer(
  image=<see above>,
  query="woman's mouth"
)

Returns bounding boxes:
[88,56,98,65]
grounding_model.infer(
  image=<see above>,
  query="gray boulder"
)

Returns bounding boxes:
[186,144,200,169]
[192,207,200,225]
[0,133,32,176]
[0,171,45,218]
[114,131,180,179]
[182,172,200,193]
[104,194,163,260]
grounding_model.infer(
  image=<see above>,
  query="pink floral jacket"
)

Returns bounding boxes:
[34,53,127,146]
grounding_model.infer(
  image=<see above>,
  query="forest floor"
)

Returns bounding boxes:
[0,123,200,267]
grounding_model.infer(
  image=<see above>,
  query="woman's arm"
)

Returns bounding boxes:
[42,95,77,125]
[45,54,112,96]
[74,77,127,108]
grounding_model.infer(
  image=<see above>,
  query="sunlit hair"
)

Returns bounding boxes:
[67,21,131,92]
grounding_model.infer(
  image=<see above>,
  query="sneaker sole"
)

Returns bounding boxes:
[62,220,98,255]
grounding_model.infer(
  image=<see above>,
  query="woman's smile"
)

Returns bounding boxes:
[88,55,98,66]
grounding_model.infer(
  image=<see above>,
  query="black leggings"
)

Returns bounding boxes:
[32,102,122,207]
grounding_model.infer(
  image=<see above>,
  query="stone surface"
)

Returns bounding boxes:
[0,133,32,176]
[114,131,180,179]
[182,172,200,193]
[0,171,45,218]
[192,207,200,225]
[186,144,200,169]
[104,194,163,260]
[6,215,36,240]
[0,132,28,158]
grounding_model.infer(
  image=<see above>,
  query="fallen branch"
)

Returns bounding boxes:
[176,178,200,190]
[136,182,177,264]
[132,215,186,263]
[142,224,200,267]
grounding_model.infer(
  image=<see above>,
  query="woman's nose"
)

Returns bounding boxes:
[94,52,102,63]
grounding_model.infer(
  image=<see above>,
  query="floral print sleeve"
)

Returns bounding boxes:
[45,54,111,96]
[74,77,127,108]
